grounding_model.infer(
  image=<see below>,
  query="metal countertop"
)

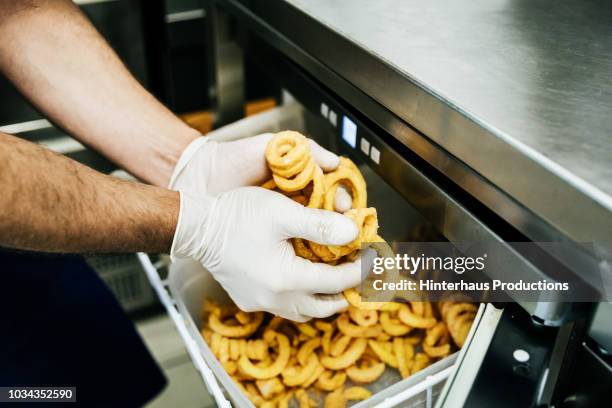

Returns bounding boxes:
[264,0,612,244]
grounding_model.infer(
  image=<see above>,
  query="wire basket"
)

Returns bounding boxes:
[86,254,157,312]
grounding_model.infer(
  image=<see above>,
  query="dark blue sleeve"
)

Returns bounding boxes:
[0,249,167,408]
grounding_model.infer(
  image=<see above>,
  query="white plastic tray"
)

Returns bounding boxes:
[137,104,462,407]
[138,255,457,408]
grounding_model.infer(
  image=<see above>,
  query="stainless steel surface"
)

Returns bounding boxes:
[284,0,612,242]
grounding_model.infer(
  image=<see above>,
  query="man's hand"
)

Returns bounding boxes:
[171,187,373,321]
[169,134,353,211]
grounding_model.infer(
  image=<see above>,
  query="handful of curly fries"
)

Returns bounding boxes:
[200,131,477,407]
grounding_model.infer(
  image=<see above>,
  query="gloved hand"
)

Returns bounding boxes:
[169,134,353,211]
[171,187,373,321]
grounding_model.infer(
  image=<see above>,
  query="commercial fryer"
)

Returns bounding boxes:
[141,1,612,407]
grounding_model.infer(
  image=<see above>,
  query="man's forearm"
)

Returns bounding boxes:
[0,132,178,253]
[0,0,199,187]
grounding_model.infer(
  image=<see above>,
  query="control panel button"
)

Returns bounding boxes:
[341,116,357,148]
[329,110,338,127]
[370,146,381,164]
[360,138,371,155]
[320,102,329,118]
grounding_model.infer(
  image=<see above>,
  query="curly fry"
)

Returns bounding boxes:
[380,311,412,336]
[296,389,317,408]
[229,339,241,361]
[322,328,334,355]
[452,313,475,348]
[411,302,425,316]
[277,391,294,408]
[424,302,435,318]
[316,370,347,391]
[297,338,321,366]
[265,131,316,192]
[265,316,284,332]
[380,302,402,312]
[256,377,285,400]
[260,179,276,189]
[238,332,290,379]
[397,303,437,329]
[393,337,410,378]
[362,345,379,361]
[308,240,339,263]
[404,341,415,361]
[219,337,230,363]
[244,382,265,406]
[348,306,378,327]
[323,157,367,210]
[235,311,252,325]
[346,360,385,384]
[282,354,320,387]
[367,340,397,368]
[422,322,451,358]
[303,361,325,389]
[314,321,333,332]
[210,332,222,357]
[440,302,477,320]
[209,311,264,338]
[294,322,318,338]
[342,237,398,311]
[292,195,308,205]
[341,286,371,309]
[337,313,382,338]
[247,339,269,361]
[292,238,320,262]
[330,335,351,357]
[442,302,477,348]
[307,166,325,208]
[321,338,367,370]
[339,208,378,248]
[222,360,237,375]
[411,352,431,374]
[405,332,424,345]
[344,386,372,401]
[201,328,213,344]
[324,387,347,408]
[329,208,379,258]
[423,343,451,358]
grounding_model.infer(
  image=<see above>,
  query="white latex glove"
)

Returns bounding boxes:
[171,187,373,321]
[169,134,352,210]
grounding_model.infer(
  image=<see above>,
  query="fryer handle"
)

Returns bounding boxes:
[137,253,232,408]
